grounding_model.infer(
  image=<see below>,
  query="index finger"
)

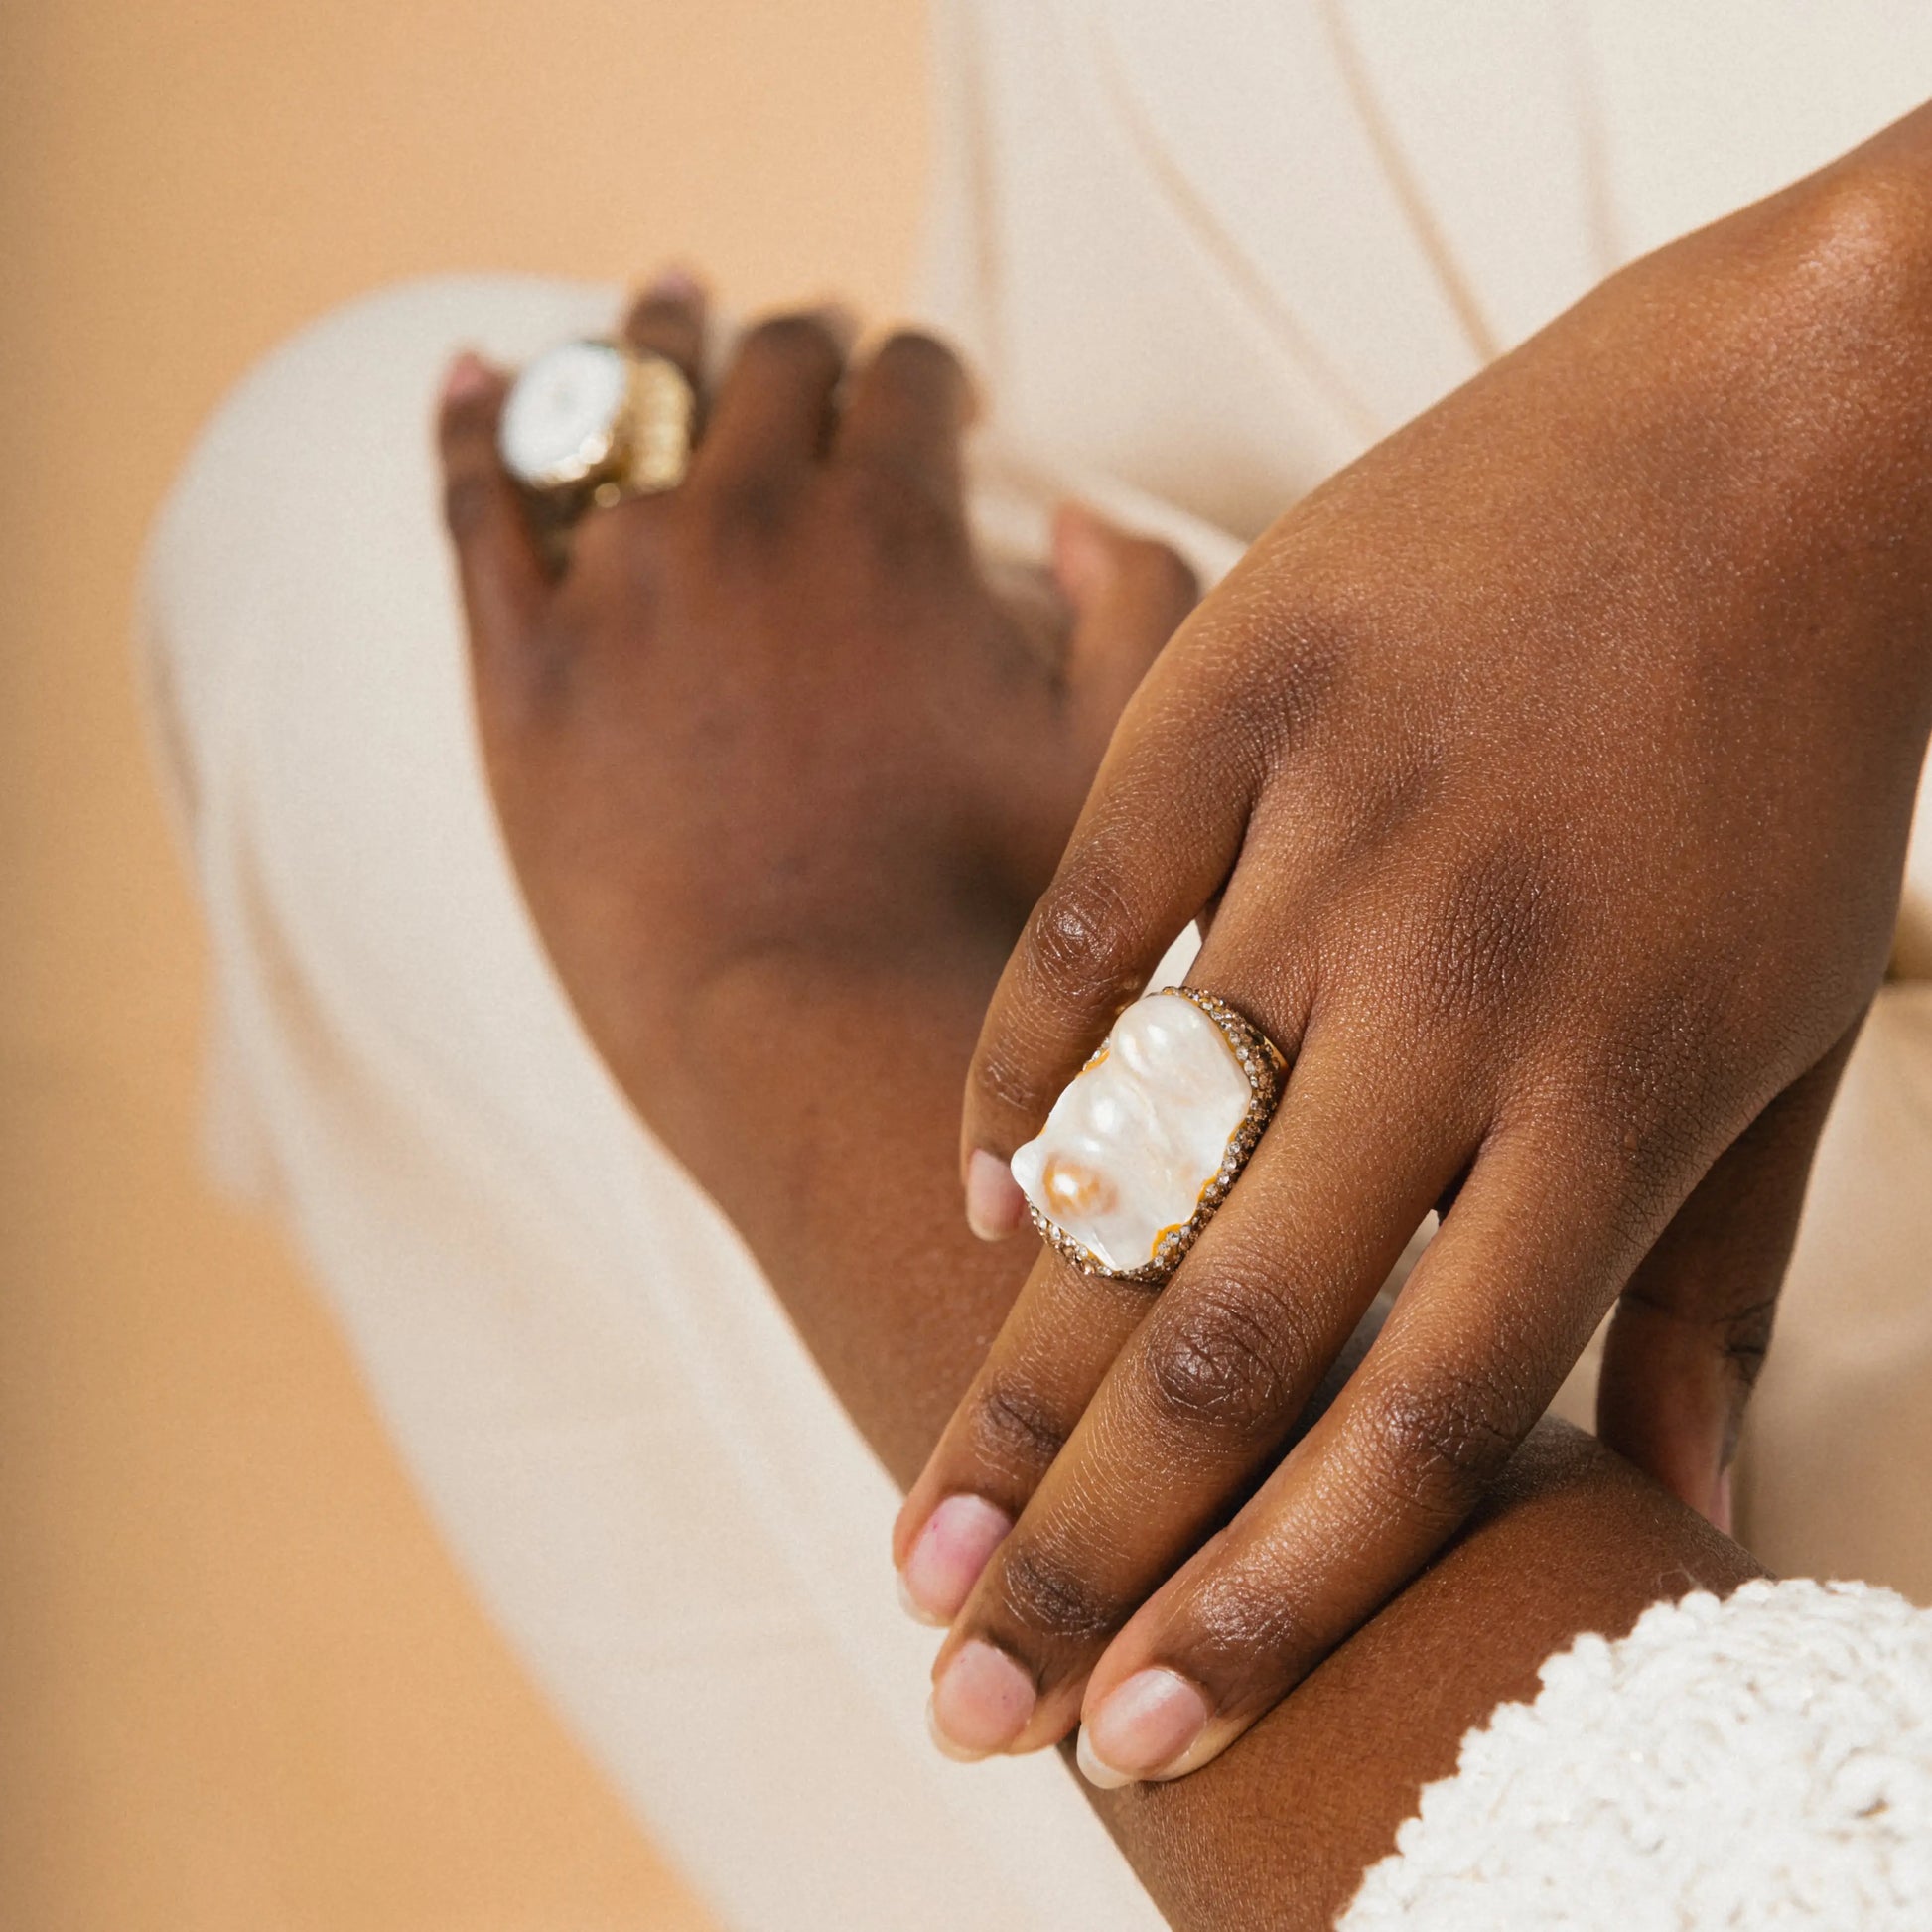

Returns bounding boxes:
[958,660,1263,1238]
[438,352,550,677]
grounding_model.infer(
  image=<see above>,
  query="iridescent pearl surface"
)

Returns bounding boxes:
[1010,992,1252,1273]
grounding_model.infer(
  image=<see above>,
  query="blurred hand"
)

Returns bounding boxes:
[437,278,1198,1126]
[897,134,1932,1781]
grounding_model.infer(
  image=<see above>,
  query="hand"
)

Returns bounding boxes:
[436,276,1197,1141]
[897,125,1932,1779]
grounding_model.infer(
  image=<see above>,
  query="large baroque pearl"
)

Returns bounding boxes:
[1011,991,1255,1275]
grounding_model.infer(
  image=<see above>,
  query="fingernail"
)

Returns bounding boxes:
[1078,1669,1210,1787]
[898,1494,1012,1625]
[1711,1464,1735,1538]
[443,350,492,402]
[965,1149,1027,1242]
[929,1641,1036,1759]
[643,265,704,304]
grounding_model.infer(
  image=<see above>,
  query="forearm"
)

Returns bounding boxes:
[635,956,1758,1930]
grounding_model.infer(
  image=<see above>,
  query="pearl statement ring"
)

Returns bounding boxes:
[1010,988,1287,1286]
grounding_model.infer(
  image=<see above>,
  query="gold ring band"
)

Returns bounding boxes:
[499,339,697,516]
[604,348,696,501]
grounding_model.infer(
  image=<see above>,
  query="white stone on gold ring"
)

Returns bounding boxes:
[1010,989,1282,1280]
[498,340,632,489]
[497,340,693,499]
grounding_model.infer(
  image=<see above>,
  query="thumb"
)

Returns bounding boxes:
[1052,501,1197,733]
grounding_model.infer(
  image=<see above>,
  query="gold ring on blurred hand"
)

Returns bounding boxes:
[497,339,696,512]
[608,349,696,501]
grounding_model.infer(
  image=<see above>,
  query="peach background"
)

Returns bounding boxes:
[0,2,926,1923]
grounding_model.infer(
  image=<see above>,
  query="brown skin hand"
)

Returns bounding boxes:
[439,282,1759,1928]
[910,98,1932,1782]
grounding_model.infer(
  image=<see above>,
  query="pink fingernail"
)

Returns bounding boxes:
[443,350,492,402]
[965,1149,1028,1242]
[929,1641,1036,1759]
[1078,1669,1210,1787]
[898,1494,1012,1625]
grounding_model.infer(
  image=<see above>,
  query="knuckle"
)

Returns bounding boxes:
[831,460,958,566]
[971,1375,1071,1476]
[1361,1372,1517,1510]
[970,1032,1051,1123]
[1179,1561,1311,1683]
[1022,862,1147,1015]
[696,471,799,554]
[994,1536,1118,1646]
[1193,595,1348,770]
[1549,978,1746,1216]
[1144,1286,1304,1440]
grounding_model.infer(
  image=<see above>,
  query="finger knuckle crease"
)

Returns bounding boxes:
[971,1039,1049,1120]
[1368,1378,1515,1500]
[973,1378,1069,1473]
[1147,1291,1299,1438]
[700,475,797,553]
[834,465,956,566]
[1026,871,1143,1010]
[997,1540,1117,1644]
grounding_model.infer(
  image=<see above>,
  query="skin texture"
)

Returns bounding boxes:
[439,279,1761,1927]
[905,101,1932,1782]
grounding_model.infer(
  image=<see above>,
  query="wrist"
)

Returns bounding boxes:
[622,943,1007,1188]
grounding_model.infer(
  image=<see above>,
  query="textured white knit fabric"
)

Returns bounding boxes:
[1342,1580,1932,1929]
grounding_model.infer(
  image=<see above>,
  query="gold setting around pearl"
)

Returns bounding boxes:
[1024,987,1288,1287]
[504,341,695,508]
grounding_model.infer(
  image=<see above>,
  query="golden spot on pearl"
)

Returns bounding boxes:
[1043,1155,1116,1220]
[1010,989,1285,1281]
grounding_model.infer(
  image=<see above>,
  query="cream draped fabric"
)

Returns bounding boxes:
[143,5,1932,1927]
